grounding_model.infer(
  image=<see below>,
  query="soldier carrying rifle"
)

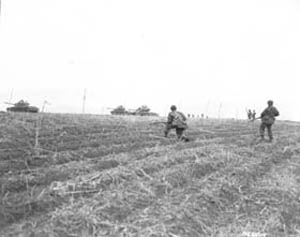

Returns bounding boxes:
[258,100,280,142]
[164,105,189,141]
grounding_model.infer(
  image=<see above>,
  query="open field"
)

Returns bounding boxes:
[1,113,300,236]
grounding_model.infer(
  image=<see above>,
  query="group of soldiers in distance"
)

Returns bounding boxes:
[247,109,256,121]
[164,100,279,143]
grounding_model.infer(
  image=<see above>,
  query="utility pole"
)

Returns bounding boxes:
[8,89,14,103]
[205,100,210,118]
[218,103,222,119]
[42,100,51,112]
[82,89,87,114]
[235,108,239,120]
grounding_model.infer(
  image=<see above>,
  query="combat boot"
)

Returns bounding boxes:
[269,138,273,143]
[258,136,265,143]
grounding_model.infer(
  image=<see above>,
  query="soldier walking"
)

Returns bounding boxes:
[252,110,256,120]
[259,100,279,142]
[164,105,189,141]
[247,109,252,120]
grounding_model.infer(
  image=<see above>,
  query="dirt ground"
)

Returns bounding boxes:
[1,113,300,236]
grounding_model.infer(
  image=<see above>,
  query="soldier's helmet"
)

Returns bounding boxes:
[267,100,273,106]
[170,105,177,111]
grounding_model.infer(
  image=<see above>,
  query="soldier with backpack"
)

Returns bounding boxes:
[164,105,189,141]
[259,100,280,142]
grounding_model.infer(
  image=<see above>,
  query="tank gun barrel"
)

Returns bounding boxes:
[4,101,15,105]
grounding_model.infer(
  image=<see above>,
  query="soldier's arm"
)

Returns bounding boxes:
[167,113,174,124]
[261,109,267,118]
[179,112,187,121]
[273,107,279,117]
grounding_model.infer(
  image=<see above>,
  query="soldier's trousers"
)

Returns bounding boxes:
[260,123,273,140]
[164,124,185,139]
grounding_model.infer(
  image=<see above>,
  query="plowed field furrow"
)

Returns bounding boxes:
[9,138,292,236]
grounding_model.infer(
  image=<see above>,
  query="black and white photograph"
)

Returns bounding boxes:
[0,0,300,236]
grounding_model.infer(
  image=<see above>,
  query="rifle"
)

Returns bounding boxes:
[250,117,261,122]
[149,121,167,125]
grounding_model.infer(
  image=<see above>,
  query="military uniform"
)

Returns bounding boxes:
[247,110,252,120]
[252,110,256,120]
[260,101,279,141]
[164,109,188,140]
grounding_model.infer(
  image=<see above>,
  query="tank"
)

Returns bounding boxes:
[134,105,159,116]
[6,100,39,113]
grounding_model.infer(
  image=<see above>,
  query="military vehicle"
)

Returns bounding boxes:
[134,105,159,116]
[6,100,39,113]
[110,105,128,115]
[109,105,159,116]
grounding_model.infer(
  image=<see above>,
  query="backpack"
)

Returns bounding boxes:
[172,112,188,128]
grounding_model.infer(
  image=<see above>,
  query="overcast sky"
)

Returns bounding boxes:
[0,0,299,120]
